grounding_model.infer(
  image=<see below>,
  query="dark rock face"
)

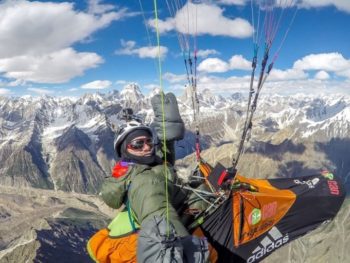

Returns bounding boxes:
[34,218,99,263]
[0,187,112,263]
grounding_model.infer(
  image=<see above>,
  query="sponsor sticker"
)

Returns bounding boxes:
[249,208,262,225]
[321,171,334,180]
[262,201,277,220]
[327,180,340,196]
[247,227,289,263]
[242,220,274,239]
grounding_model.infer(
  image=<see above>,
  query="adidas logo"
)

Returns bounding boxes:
[247,227,289,263]
[294,178,320,189]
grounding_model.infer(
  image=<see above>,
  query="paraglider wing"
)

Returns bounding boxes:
[200,172,346,263]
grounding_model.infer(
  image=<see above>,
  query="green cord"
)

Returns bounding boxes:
[153,0,170,237]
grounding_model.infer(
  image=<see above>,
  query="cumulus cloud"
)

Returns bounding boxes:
[196,74,252,93]
[269,68,308,81]
[195,73,350,96]
[314,70,330,80]
[294,53,350,72]
[87,0,115,15]
[27,87,53,95]
[229,55,252,70]
[198,58,230,73]
[196,49,220,58]
[0,88,11,95]
[149,2,253,38]
[338,69,350,79]
[147,18,175,34]
[293,52,350,81]
[0,0,130,84]
[300,0,350,13]
[218,0,350,14]
[163,72,188,84]
[218,0,249,5]
[198,54,252,73]
[0,48,103,83]
[115,40,168,59]
[0,1,126,58]
[8,79,27,87]
[193,51,350,95]
[81,80,112,90]
[116,80,127,85]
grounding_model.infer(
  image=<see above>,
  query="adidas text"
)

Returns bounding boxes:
[247,228,289,263]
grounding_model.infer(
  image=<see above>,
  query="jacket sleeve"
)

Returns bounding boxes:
[100,175,129,209]
[128,166,189,237]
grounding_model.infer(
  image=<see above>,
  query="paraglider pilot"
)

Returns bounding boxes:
[89,93,209,263]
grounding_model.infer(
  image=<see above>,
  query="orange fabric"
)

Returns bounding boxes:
[199,161,212,178]
[88,227,217,263]
[87,229,137,263]
[233,175,296,247]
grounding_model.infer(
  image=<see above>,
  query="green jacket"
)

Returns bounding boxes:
[100,163,189,236]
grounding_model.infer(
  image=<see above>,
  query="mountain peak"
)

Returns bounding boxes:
[120,83,144,103]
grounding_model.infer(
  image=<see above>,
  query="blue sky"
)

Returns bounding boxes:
[0,0,349,97]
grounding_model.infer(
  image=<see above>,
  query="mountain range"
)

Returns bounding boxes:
[0,83,349,262]
[1,83,349,193]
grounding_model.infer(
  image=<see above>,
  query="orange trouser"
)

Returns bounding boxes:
[87,228,217,263]
[87,229,137,263]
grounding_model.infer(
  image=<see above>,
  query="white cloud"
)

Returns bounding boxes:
[8,79,27,87]
[229,55,252,70]
[314,70,330,80]
[198,58,230,73]
[293,53,350,80]
[68,88,78,92]
[0,1,126,58]
[294,53,350,72]
[144,84,160,90]
[0,88,11,95]
[0,0,132,84]
[218,0,350,14]
[150,2,253,38]
[300,0,350,13]
[116,80,127,85]
[193,52,350,95]
[115,40,168,59]
[269,68,308,81]
[148,18,175,34]
[81,80,112,90]
[338,69,350,79]
[218,0,249,5]
[196,49,220,58]
[194,73,350,96]
[163,72,187,84]
[198,54,252,73]
[196,74,251,93]
[87,0,115,15]
[27,87,53,95]
[0,48,103,84]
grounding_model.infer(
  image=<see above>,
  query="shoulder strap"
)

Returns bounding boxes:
[125,182,140,231]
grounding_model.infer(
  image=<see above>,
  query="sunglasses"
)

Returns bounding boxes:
[127,138,154,150]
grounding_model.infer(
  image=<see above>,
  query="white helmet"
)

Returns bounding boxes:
[114,120,157,158]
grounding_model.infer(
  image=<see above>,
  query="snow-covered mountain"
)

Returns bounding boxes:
[1,84,350,193]
[1,84,350,263]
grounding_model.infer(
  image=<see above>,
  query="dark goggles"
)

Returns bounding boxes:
[127,138,154,150]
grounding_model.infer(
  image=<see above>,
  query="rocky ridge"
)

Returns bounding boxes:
[0,84,350,262]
